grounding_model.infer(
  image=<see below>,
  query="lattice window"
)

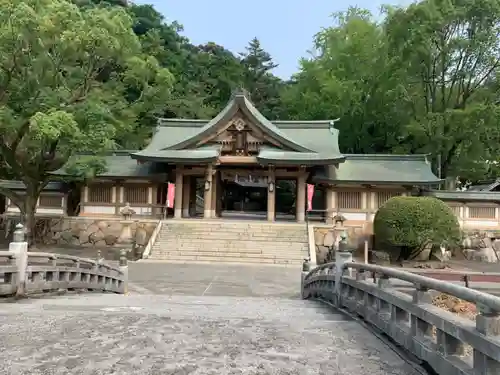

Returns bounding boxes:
[124,185,149,204]
[469,206,496,219]
[447,204,461,217]
[38,195,62,208]
[376,191,401,208]
[87,185,112,203]
[337,191,362,210]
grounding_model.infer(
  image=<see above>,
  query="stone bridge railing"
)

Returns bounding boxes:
[302,253,500,375]
[0,224,128,298]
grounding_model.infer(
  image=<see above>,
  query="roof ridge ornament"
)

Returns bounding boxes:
[231,87,251,99]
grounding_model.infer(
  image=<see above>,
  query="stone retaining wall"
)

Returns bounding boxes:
[313,225,368,264]
[312,225,500,265]
[3,216,158,249]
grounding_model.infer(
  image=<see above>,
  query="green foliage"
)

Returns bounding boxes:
[373,196,461,260]
[284,0,500,184]
[0,0,172,240]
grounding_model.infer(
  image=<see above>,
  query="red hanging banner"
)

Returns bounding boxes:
[307,184,314,211]
[166,183,175,209]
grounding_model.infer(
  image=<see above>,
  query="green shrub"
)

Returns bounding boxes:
[373,196,461,261]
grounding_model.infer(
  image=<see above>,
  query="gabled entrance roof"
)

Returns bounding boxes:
[166,90,312,152]
[131,90,346,166]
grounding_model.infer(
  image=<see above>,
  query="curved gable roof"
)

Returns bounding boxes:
[158,91,313,152]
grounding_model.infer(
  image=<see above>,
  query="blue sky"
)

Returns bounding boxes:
[134,0,410,79]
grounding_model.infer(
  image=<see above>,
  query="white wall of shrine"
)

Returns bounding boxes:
[4,193,66,216]
[80,179,156,216]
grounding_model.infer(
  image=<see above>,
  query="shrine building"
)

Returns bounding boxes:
[23,89,440,229]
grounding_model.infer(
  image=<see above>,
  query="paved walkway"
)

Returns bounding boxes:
[127,261,302,297]
[0,262,423,374]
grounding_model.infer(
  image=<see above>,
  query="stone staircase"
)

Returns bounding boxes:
[149,219,309,265]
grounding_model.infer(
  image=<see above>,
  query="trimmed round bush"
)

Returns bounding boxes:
[373,196,461,261]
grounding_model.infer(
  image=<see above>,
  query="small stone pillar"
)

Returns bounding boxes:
[333,232,353,306]
[474,304,500,374]
[9,223,28,298]
[119,249,129,295]
[335,232,353,276]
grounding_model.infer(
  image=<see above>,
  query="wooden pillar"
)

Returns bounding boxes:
[296,172,306,223]
[216,176,223,217]
[174,167,183,219]
[325,186,334,224]
[182,176,190,217]
[267,166,276,221]
[204,165,213,218]
[189,177,197,216]
[211,169,218,218]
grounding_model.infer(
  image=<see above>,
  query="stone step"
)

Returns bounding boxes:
[159,238,308,246]
[160,230,307,237]
[159,230,308,238]
[152,250,306,259]
[152,249,307,256]
[152,246,307,254]
[161,224,307,231]
[152,248,307,255]
[156,242,308,248]
[162,221,306,228]
[148,254,304,264]
[152,219,309,263]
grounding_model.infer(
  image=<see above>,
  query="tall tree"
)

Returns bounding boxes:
[282,8,410,154]
[0,0,172,243]
[384,0,500,182]
[240,38,284,118]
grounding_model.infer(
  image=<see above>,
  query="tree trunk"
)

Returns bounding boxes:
[22,194,38,248]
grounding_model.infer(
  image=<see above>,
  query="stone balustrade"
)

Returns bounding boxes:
[0,224,127,298]
[302,257,500,375]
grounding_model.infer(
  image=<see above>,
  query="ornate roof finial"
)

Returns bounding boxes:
[232,87,251,99]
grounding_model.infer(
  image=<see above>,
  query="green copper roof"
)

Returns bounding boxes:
[133,146,219,164]
[0,180,64,191]
[132,91,344,164]
[468,179,500,191]
[257,147,344,166]
[312,154,442,185]
[422,190,500,202]
[51,151,167,178]
[162,91,312,152]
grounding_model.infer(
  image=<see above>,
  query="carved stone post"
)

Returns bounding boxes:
[119,249,128,295]
[334,232,353,306]
[474,304,500,374]
[9,223,28,298]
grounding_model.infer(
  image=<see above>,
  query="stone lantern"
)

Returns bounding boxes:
[333,214,347,228]
[120,203,135,221]
[117,203,136,245]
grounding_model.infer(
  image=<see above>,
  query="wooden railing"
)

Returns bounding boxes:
[0,224,127,298]
[302,259,500,375]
